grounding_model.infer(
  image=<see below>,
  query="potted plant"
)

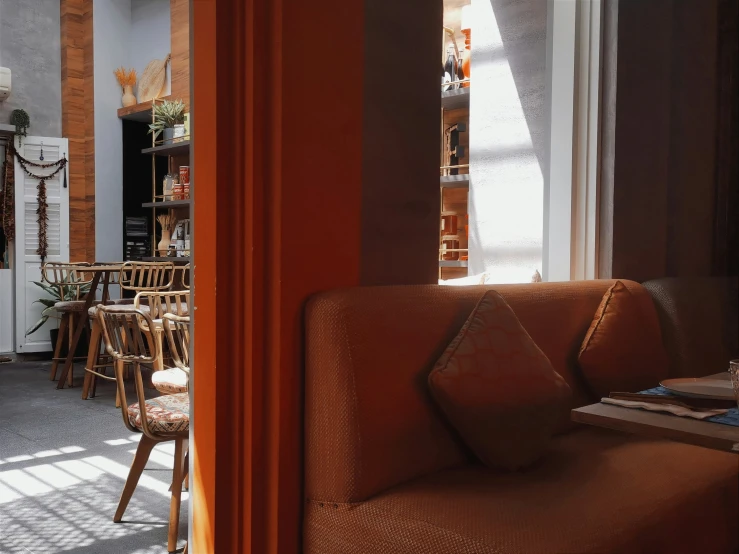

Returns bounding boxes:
[26,280,91,356]
[148,99,186,143]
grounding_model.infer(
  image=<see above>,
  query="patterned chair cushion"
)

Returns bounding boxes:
[151,368,189,394]
[127,392,189,434]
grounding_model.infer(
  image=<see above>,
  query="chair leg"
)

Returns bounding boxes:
[50,314,69,381]
[82,318,102,400]
[114,435,157,523]
[67,313,75,387]
[183,450,189,491]
[168,437,186,552]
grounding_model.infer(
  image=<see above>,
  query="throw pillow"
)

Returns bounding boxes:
[578,280,670,397]
[428,290,572,471]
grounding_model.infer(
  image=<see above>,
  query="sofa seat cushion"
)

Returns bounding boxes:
[304,428,738,554]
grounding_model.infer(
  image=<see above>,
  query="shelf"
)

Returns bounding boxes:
[142,199,192,209]
[441,87,470,110]
[0,123,15,136]
[143,256,190,263]
[440,174,470,188]
[118,95,175,122]
[439,260,468,268]
[141,140,191,157]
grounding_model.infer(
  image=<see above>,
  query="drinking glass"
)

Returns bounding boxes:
[729,360,739,409]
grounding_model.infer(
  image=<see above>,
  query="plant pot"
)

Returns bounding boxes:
[158,229,171,256]
[173,123,186,142]
[122,85,137,107]
[163,127,175,143]
[50,328,89,358]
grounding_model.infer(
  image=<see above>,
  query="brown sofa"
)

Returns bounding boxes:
[304,280,738,554]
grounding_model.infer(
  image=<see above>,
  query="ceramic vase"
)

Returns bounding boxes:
[163,127,175,143]
[122,85,137,107]
[173,123,186,142]
[158,229,171,256]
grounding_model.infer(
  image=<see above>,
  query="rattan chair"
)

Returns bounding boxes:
[97,305,188,553]
[42,262,94,385]
[83,261,175,401]
[134,290,189,378]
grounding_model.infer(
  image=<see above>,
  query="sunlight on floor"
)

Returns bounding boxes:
[0,437,187,553]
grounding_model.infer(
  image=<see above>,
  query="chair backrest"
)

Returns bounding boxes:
[134,290,190,319]
[163,313,191,372]
[97,305,172,439]
[179,264,190,290]
[119,261,175,293]
[41,262,93,301]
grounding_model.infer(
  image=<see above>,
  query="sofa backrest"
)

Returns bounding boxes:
[643,277,738,378]
[305,279,658,503]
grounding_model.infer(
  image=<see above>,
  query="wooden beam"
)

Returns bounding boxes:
[170,0,190,110]
[61,0,95,262]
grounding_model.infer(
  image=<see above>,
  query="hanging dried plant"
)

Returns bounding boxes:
[12,146,67,262]
[1,148,15,241]
[114,67,137,90]
[36,179,48,262]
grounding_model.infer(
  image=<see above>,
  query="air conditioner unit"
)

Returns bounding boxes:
[0,68,11,102]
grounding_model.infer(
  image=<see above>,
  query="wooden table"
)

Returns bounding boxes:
[56,264,122,390]
[572,373,739,453]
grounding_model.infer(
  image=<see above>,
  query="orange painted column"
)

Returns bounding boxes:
[191,0,440,551]
[192,0,363,551]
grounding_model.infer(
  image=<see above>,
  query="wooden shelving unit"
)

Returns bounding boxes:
[439,260,469,268]
[141,199,192,209]
[439,85,471,279]
[139,102,191,264]
[118,95,176,122]
[142,140,191,157]
[440,174,470,188]
[441,87,470,111]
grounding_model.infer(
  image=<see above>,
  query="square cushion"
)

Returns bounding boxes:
[428,290,571,470]
[151,368,189,394]
[579,281,669,397]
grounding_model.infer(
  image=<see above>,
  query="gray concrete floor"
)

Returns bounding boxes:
[0,361,188,553]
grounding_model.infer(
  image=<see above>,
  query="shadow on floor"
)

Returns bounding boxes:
[0,361,187,554]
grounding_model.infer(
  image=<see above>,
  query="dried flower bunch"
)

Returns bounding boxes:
[157,213,177,232]
[114,67,137,89]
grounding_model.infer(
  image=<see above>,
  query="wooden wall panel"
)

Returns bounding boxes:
[61,0,95,262]
[170,0,190,110]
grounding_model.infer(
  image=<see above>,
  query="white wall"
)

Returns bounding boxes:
[468,0,548,283]
[92,0,170,262]
[130,0,171,97]
[93,0,131,262]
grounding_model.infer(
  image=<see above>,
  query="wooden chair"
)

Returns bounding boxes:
[42,262,94,385]
[134,290,189,377]
[178,264,190,290]
[97,305,188,553]
[119,261,175,296]
[83,261,175,401]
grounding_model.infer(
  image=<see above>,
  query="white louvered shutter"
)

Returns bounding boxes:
[14,136,70,353]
